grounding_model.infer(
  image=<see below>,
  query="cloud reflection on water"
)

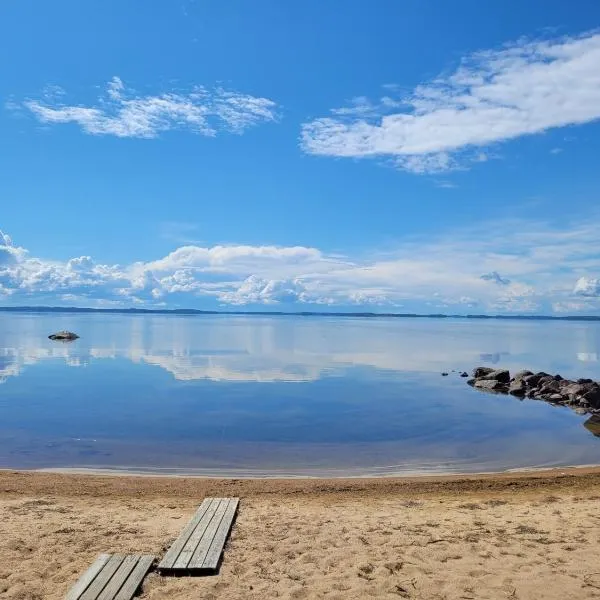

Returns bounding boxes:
[1,314,600,385]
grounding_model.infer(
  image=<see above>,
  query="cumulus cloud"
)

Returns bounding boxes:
[23,76,278,138]
[3,218,600,314]
[301,31,600,173]
[574,277,600,297]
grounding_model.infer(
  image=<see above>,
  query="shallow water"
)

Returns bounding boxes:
[0,312,599,476]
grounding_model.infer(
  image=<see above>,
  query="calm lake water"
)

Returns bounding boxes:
[0,312,599,476]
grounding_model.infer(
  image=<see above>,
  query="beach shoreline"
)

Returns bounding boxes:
[2,468,600,599]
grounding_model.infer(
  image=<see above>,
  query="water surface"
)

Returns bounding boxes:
[1,313,599,476]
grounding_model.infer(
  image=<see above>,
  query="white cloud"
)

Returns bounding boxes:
[301,31,600,173]
[23,76,278,138]
[574,277,600,297]
[3,217,600,314]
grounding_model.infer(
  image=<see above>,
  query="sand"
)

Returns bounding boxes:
[1,469,600,599]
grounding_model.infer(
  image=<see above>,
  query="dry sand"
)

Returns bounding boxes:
[1,469,600,599]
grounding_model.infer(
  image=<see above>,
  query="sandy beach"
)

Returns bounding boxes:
[1,469,600,599]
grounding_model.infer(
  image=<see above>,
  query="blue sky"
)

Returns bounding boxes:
[2,0,600,314]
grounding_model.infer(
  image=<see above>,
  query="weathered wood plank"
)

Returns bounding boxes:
[79,554,125,600]
[157,498,214,570]
[65,554,111,600]
[96,555,140,600]
[188,498,232,570]
[113,555,154,600]
[172,498,225,570]
[200,498,239,570]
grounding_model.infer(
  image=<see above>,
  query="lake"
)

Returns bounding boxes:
[0,312,599,476]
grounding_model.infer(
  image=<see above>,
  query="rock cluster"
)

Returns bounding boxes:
[468,367,600,414]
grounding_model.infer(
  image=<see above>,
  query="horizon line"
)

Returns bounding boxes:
[1,305,600,321]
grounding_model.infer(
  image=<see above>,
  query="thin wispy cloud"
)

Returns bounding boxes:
[23,76,279,138]
[301,31,600,173]
[2,218,600,314]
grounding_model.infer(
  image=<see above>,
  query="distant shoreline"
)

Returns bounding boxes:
[2,305,600,321]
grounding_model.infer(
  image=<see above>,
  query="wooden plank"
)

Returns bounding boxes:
[113,555,154,600]
[79,554,125,600]
[65,554,111,600]
[200,498,239,571]
[188,498,232,570]
[157,498,215,570]
[172,498,225,570]
[96,555,140,600]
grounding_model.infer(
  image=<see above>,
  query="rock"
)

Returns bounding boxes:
[513,370,533,381]
[578,378,594,384]
[467,379,476,386]
[474,379,507,392]
[473,367,496,378]
[581,386,600,410]
[553,374,563,381]
[584,415,600,437]
[478,369,510,383]
[508,381,526,397]
[548,393,565,402]
[441,372,449,376]
[522,373,544,387]
[48,331,79,341]
[562,383,587,397]
[538,380,561,395]
[537,375,555,388]
[460,372,469,378]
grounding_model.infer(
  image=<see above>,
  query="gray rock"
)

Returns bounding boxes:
[460,372,469,378]
[48,331,79,341]
[562,383,587,396]
[581,386,600,409]
[522,373,544,387]
[474,379,507,392]
[478,369,511,383]
[548,393,565,402]
[538,380,561,395]
[537,376,555,388]
[513,370,533,381]
[508,381,526,396]
[473,367,496,378]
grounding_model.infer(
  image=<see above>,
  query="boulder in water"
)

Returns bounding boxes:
[48,331,79,341]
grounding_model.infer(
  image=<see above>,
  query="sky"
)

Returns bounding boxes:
[2,0,600,315]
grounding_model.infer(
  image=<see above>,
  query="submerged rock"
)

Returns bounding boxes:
[48,331,79,341]
[584,415,600,437]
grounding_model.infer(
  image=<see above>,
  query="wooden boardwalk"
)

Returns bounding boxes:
[65,554,154,600]
[158,497,239,574]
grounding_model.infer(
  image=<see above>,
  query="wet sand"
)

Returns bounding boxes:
[1,468,600,599]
